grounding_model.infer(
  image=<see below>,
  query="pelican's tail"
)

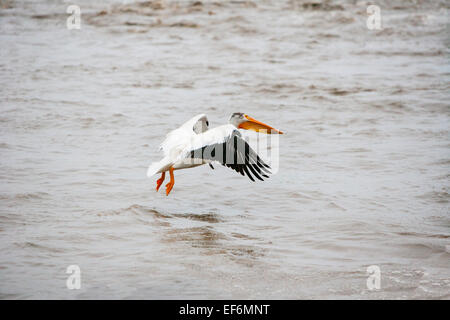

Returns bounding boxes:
[146,162,161,178]
[147,157,172,178]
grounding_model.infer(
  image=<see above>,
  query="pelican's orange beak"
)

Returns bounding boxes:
[238,115,284,134]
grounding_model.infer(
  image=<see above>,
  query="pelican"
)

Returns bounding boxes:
[147,113,283,195]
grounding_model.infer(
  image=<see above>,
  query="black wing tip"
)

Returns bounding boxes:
[243,166,255,182]
[248,164,264,181]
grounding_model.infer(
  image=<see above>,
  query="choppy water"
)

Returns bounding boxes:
[0,0,449,299]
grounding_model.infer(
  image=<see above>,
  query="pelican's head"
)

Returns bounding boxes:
[229,113,283,134]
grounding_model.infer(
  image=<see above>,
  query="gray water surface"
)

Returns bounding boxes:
[0,0,449,299]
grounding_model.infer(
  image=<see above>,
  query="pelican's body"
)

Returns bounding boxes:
[147,113,283,195]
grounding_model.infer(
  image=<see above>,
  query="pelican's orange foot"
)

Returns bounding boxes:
[165,167,175,196]
[165,181,174,196]
[156,172,165,192]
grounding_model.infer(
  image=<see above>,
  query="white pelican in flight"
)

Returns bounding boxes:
[147,113,283,195]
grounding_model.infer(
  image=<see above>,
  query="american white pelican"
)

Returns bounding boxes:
[147,113,283,195]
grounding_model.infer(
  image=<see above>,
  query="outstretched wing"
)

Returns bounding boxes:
[159,114,209,157]
[184,125,271,181]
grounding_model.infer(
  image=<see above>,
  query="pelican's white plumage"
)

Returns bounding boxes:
[148,113,283,195]
[147,114,210,177]
[160,113,208,157]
